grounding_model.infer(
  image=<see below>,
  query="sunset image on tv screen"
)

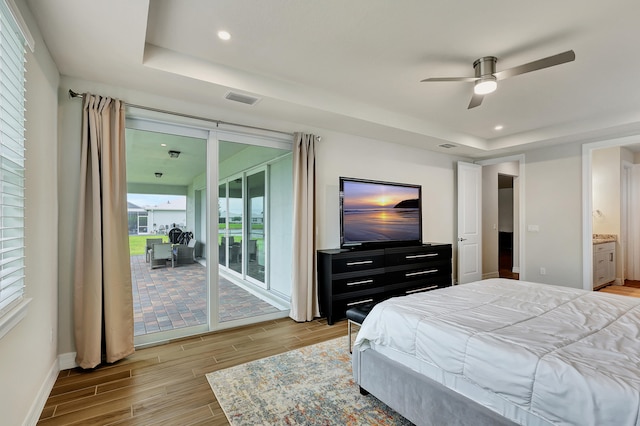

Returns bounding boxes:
[342,180,420,243]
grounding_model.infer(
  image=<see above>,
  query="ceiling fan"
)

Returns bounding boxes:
[421,50,575,109]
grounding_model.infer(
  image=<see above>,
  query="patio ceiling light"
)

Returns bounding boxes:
[168,150,181,158]
[155,172,163,178]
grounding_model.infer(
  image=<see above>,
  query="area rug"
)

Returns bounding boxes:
[206,337,412,425]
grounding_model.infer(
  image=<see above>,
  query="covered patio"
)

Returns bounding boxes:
[130,255,280,336]
[126,124,293,341]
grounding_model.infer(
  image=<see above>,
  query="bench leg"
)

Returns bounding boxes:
[348,319,361,353]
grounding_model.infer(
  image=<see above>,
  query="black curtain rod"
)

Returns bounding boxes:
[68,89,294,138]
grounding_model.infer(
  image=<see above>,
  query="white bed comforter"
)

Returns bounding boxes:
[354,279,640,426]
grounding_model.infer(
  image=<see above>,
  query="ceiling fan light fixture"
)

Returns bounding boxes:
[474,76,497,95]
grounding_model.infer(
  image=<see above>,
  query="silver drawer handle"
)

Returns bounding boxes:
[347,298,374,307]
[406,253,438,259]
[346,260,373,266]
[347,279,374,286]
[405,269,438,277]
[406,285,438,294]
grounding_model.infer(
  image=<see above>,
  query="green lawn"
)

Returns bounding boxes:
[129,235,168,256]
[130,232,265,256]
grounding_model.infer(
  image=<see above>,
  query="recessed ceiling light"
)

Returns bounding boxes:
[217,30,231,41]
[494,125,504,131]
[161,143,167,147]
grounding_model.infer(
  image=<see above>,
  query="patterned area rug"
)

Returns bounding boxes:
[206,337,412,425]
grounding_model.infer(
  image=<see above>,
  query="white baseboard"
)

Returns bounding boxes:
[23,358,59,426]
[58,352,78,371]
[512,266,520,273]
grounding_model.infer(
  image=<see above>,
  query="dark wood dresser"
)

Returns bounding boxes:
[317,243,452,324]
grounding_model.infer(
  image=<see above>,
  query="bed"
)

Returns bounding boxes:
[352,278,640,426]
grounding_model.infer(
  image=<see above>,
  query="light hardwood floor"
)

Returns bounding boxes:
[598,282,640,298]
[38,318,348,425]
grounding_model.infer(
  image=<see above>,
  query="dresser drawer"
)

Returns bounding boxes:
[331,250,385,273]
[386,266,450,287]
[386,245,452,266]
[390,280,450,297]
[387,265,444,281]
[333,269,386,294]
[386,256,451,276]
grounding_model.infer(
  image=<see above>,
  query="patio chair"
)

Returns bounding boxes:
[168,227,182,244]
[145,238,163,263]
[248,239,257,262]
[150,243,172,269]
[172,239,197,267]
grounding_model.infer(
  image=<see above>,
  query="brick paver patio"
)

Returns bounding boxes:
[130,255,281,336]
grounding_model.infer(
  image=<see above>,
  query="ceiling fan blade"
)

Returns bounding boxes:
[494,50,575,80]
[468,93,484,109]
[421,77,478,83]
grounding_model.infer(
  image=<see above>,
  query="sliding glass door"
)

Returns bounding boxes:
[124,114,294,344]
[218,172,265,284]
[217,138,292,322]
[126,119,209,346]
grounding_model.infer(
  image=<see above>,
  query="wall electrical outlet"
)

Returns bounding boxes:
[540,267,546,275]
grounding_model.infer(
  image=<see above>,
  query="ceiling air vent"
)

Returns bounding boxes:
[224,91,261,106]
[439,143,457,149]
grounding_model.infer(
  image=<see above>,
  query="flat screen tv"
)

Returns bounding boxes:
[340,177,422,248]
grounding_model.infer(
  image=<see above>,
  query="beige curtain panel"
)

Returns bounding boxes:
[73,93,134,369]
[289,132,320,322]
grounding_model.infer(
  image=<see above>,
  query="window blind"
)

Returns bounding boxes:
[0,0,26,318]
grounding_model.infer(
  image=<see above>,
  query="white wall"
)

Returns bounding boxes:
[315,130,461,262]
[0,1,60,424]
[524,141,583,287]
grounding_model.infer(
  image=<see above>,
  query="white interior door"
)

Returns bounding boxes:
[457,161,482,284]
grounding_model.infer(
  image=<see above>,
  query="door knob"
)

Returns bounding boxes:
[458,237,467,242]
